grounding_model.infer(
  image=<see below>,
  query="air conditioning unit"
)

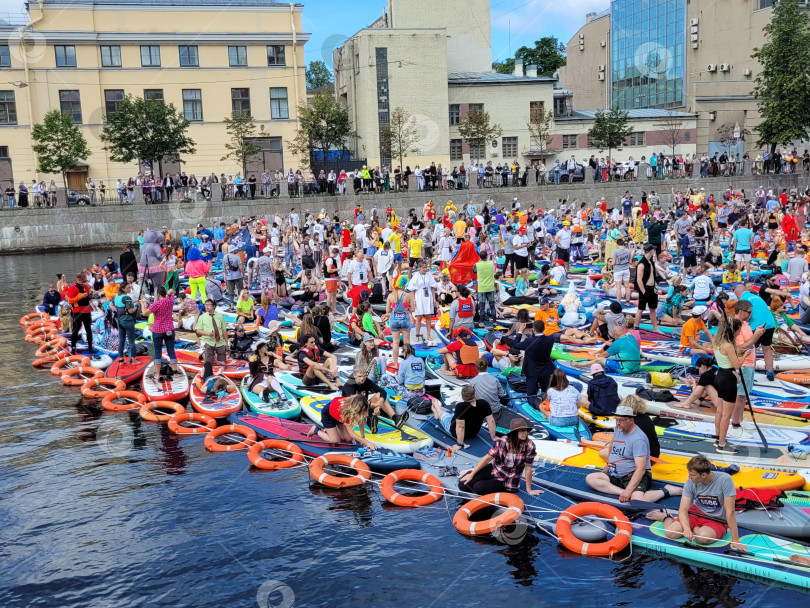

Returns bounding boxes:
[719,63,730,72]
[690,17,699,25]
[598,64,605,71]
[743,68,752,76]
[691,42,699,49]
[707,64,717,72]
[579,44,585,51]
[690,26,698,34]
[600,41,606,47]
[690,34,698,41]
[598,73,605,80]
[579,34,585,39]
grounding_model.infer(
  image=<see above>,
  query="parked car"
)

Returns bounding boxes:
[66,189,92,206]
[559,162,586,183]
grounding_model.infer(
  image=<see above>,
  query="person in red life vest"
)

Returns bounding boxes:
[66,272,97,355]
[425,200,437,224]
[783,209,800,242]
[779,189,788,207]
[354,206,362,223]
[306,393,377,449]
[385,205,393,222]
[447,285,476,335]
[340,222,352,263]
[297,334,342,391]
[438,327,480,379]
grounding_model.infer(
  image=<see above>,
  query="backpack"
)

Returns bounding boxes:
[227,254,239,272]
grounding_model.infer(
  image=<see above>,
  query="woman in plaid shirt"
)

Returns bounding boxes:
[458,418,543,495]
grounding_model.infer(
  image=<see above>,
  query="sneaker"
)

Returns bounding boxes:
[713,439,720,448]
[392,411,409,430]
[366,413,379,434]
[716,442,739,454]
[766,372,775,382]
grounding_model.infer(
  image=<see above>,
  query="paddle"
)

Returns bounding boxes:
[737,367,769,451]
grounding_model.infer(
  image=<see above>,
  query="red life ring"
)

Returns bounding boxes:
[203,424,257,452]
[101,390,147,411]
[168,412,216,435]
[247,439,304,470]
[81,377,126,398]
[139,401,186,421]
[556,502,632,556]
[309,453,372,488]
[380,469,444,507]
[452,492,524,536]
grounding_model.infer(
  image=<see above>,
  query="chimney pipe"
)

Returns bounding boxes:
[526,64,537,78]
[513,59,524,78]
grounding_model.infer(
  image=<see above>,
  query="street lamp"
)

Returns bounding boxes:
[6,81,27,88]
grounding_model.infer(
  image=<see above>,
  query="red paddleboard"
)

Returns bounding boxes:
[106,356,151,385]
[190,373,242,418]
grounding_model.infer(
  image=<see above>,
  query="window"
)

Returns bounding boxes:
[0,146,8,158]
[179,45,199,67]
[140,45,161,67]
[267,45,285,66]
[231,88,250,116]
[270,87,289,119]
[100,45,121,67]
[470,141,485,160]
[502,136,518,157]
[586,135,596,147]
[103,89,125,116]
[627,131,645,146]
[468,103,484,114]
[529,101,545,121]
[55,45,76,68]
[684,131,691,142]
[450,139,463,161]
[0,45,11,67]
[228,46,248,67]
[144,89,164,103]
[0,91,17,124]
[59,90,82,123]
[182,89,202,121]
[562,134,578,149]
[449,104,460,126]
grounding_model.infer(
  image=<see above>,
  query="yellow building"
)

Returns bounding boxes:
[0,0,309,190]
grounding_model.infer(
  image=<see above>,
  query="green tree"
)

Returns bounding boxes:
[379,107,421,170]
[458,108,502,164]
[101,94,196,177]
[752,0,810,152]
[306,60,334,91]
[527,105,554,156]
[288,90,357,171]
[221,113,261,176]
[587,105,633,165]
[493,36,567,77]
[31,109,91,190]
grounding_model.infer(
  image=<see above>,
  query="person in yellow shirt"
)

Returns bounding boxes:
[453,217,467,244]
[407,230,424,272]
[680,306,712,354]
[722,262,741,284]
[445,200,457,216]
[388,228,404,274]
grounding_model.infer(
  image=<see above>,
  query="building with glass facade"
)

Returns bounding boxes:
[610,0,685,110]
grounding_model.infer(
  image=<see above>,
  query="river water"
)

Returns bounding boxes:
[0,249,805,607]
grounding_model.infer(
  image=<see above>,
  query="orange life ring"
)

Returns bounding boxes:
[556,502,632,557]
[247,439,304,470]
[25,320,57,333]
[33,350,70,367]
[101,390,147,411]
[26,330,58,343]
[34,338,67,357]
[139,401,185,421]
[50,355,91,375]
[380,469,444,507]
[452,492,524,536]
[20,312,49,325]
[80,377,126,398]
[168,412,217,434]
[203,424,258,452]
[61,366,104,386]
[309,453,372,488]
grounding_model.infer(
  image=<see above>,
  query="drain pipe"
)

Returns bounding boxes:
[22,0,45,183]
[289,3,301,130]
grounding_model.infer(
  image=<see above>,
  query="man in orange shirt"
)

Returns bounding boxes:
[534,298,561,335]
[679,306,712,355]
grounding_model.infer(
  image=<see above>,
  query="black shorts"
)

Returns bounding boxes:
[684,253,697,268]
[556,247,570,262]
[608,470,652,492]
[637,288,659,311]
[714,367,738,403]
[756,327,775,347]
[514,255,529,270]
[321,404,339,429]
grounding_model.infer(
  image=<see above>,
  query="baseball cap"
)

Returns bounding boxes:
[643,243,655,252]
[519,226,527,234]
[590,363,604,374]
[614,405,636,417]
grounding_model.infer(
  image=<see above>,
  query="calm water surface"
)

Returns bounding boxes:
[0,249,805,607]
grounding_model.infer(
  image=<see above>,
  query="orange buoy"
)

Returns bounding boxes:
[308,453,372,488]
[61,366,104,386]
[452,492,524,536]
[556,502,632,557]
[50,355,91,375]
[247,439,305,470]
[380,469,444,507]
[167,412,216,435]
[101,390,147,411]
[139,401,185,421]
[203,424,257,452]
[80,377,126,398]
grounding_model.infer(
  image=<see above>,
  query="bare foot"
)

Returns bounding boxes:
[306,425,317,439]
[790,554,810,567]
[645,510,671,522]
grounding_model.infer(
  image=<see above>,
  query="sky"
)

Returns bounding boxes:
[0,0,609,68]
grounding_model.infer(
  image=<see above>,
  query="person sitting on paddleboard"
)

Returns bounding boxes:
[650,454,746,551]
[194,374,229,398]
[437,327,480,379]
[430,385,497,453]
[458,418,542,496]
[584,404,681,503]
[342,361,408,432]
[248,340,288,403]
[306,394,377,450]
[297,334,342,392]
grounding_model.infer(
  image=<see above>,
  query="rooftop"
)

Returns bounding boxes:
[28,0,301,6]
[557,109,696,120]
[448,71,555,85]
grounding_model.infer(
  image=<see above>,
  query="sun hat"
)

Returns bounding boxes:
[508,418,533,433]
[266,320,281,333]
[692,305,707,316]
